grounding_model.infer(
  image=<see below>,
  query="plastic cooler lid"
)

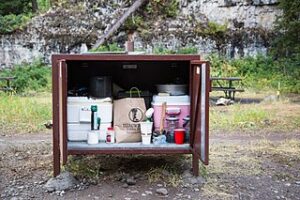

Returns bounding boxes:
[67,97,112,103]
[152,95,190,104]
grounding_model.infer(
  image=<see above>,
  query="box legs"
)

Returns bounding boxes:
[192,153,199,176]
[53,149,60,177]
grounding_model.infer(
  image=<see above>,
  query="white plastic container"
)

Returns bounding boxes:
[140,122,153,134]
[67,97,113,123]
[87,131,98,145]
[142,135,151,145]
[67,123,111,141]
[151,95,190,130]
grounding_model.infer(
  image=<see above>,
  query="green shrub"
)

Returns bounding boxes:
[124,15,144,32]
[122,0,179,34]
[153,46,198,55]
[90,43,124,52]
[0,0,51,34]
[176,47,198,54]
[153,47,176,54]
[0,13,32,33]
[272,0,300,59]
[0,59,51,93]
[37,0,51,12]
[0,0,31,15]
[146,0,179,18]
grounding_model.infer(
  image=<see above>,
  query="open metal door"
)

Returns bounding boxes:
[52,59,68,176]
[191,61,210,165]
[58,60,68,165]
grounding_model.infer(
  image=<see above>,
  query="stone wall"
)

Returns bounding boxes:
[0,0,280,68]
[134,0,279,57]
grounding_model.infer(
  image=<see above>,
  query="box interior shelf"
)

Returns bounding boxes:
[68,141,190,150]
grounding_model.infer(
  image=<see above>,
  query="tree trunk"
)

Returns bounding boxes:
[32,0,38,13]
[92,0,147,49]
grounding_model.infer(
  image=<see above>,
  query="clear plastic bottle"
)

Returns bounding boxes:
[106,127,115,144]
[166,117,179,143]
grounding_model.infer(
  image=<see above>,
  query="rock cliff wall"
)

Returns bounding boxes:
[0,0,280,68]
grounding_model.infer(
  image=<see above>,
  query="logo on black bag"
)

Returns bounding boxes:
[128,108,143,122]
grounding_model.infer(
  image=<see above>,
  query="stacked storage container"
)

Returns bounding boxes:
[67,97,113,142]
[151,95,190,130]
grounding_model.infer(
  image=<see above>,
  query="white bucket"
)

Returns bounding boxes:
[140,122,153,134]
[87,131,99,145]
[142,135,151,145]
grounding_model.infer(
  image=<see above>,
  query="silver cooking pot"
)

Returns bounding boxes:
[156,84,188,96]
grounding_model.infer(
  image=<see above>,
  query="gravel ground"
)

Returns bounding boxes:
[1,132,300,200]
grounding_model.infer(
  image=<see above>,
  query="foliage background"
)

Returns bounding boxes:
[0,59,51,93]
[0,0,299,93]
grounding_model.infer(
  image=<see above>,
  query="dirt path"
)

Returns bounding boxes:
[1,131,300,147]
[211,131,300,144]
[1,132,300,200]
[0,133,51,148]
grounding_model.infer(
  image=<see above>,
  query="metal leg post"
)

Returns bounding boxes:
[192,153,199,176]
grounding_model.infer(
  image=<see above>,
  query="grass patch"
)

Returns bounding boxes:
[66,154,186,186]
[291,116,300,130]
[199,164,208,178]
[0,93,52,134]
[65,155,104,181]
[210,95,300,132]
[0,89,298,135]
[147,166,182,187]
[210,103,272,131]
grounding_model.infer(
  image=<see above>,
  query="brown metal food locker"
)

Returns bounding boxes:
[52,54,210,177]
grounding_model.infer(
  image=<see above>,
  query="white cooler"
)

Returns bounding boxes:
[67,97,113,123]
[67,97,113,141]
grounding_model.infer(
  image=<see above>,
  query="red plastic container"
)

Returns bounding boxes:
[174,128,185,144]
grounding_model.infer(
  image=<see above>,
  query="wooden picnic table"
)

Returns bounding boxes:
[210,77,244,100]
[0,76,16,93]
